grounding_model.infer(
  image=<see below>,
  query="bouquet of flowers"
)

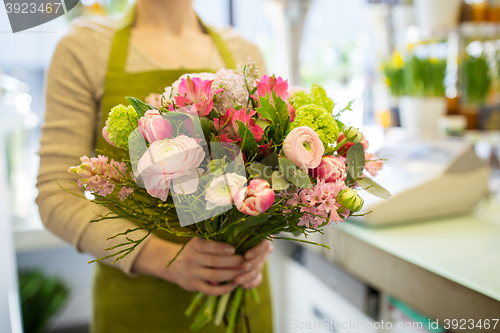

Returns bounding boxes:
[67,62,389,332]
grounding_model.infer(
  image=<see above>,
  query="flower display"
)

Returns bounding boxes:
[105,105,139,149]
[67,63,390,333]
[364,153,384,176]
[234,179,275,216]
[336,132,369,156]
[289,104,339,148]
[205,173,247,210]
[173,77,221,116]
[337,188,364,212]
[68,155,129,200]
[283,126,324,169]
[138,110,174,143]
[137,135,205,200]
[214,108,264,142]
[310,155,346,183]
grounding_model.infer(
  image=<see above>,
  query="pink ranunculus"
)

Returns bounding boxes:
[138,110,174,143]
[364,153,384,176]
[283,126,324,169]
[256,75,289,101]
[214,108,264,142]
[234,179,275,216]
[174,77,222,116]
[310,155,347,183]
[102,121,115,147]
[137,135,205,201]
[336,133,369,157]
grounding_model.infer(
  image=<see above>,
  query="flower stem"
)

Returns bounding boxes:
[214,293,231,326]
[185,292,204,317]
[226,287,244,333]
[332,138,348,153]
[249,288,260,304]
[190,295,217,332]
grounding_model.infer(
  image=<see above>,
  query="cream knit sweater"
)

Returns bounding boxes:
[37,15,267,274]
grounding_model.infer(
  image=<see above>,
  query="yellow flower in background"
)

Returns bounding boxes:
[391,50,404,69]
[429,58,439,64]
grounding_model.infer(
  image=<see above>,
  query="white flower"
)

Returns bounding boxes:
[205,173,247,210]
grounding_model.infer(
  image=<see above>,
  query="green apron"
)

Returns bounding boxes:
[92,6,273,333]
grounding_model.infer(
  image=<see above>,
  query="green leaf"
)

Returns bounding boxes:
[278,157,296,179]
[256,97,278,124]
[237,214,272,229]
[256,118,272,132]
[261,152,279,170]
[288,168,312,189]
[125,97,156,118]
[247,163,273,184]
[357,177,391,199]
[272,171,290,190]
[346,143,365,179]
[199,117,215,140]
[237,120,259,157]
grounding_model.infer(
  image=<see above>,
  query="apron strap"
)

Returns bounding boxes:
[106,5,237,73]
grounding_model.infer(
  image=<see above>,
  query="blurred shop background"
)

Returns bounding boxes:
[1,0,500,332]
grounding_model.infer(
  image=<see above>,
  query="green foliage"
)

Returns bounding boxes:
[290,84,334,112]
[256,92,290,149]
[346,143,365,179]
[19,270,70,333]
[278,157,312,189]
[382,53,446,97]
[106,104,139,149]
[357,177,392,199]
[237,120,259,159]
[403,56,447,97]
[271,171,290,190]
[462,54,491,104]
[289,104,340,147]
[125,96,156,118]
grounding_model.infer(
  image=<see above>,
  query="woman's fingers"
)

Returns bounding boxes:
[197,267,244,283]
[234,258,265,285]
[193,238,235,255]
[195,280,238,296]
[242,272,263,290]
[195,253,244,268]
[244,240,273,260]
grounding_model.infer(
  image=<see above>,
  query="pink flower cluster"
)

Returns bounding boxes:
[172,77,222,116]
[68,155,133,201]
[286,179,349,229]
[214,108,264,143]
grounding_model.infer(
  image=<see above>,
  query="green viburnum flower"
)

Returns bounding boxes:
[106,104,139,149]
[289,104,339,147]
[291,84,334,113]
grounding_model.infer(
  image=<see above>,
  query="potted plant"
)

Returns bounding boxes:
[383,52,448,135]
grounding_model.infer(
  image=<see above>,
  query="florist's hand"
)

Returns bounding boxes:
[133,237,246,296]
[235,240,274,290]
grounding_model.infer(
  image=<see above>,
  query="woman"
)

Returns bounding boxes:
[36,0,274,332]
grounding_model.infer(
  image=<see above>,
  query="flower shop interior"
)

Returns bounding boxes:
[1,0,500,332]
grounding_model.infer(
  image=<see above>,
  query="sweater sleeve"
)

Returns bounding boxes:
[36,23,151,275]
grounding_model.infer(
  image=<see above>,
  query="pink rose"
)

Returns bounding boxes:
[137,135,205,201]
[234,179,275,216]
[283,126,324,169]
[336,132,369,157]
[364,153,384,176]
[310,156,346,183]
[138,110,174,143]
